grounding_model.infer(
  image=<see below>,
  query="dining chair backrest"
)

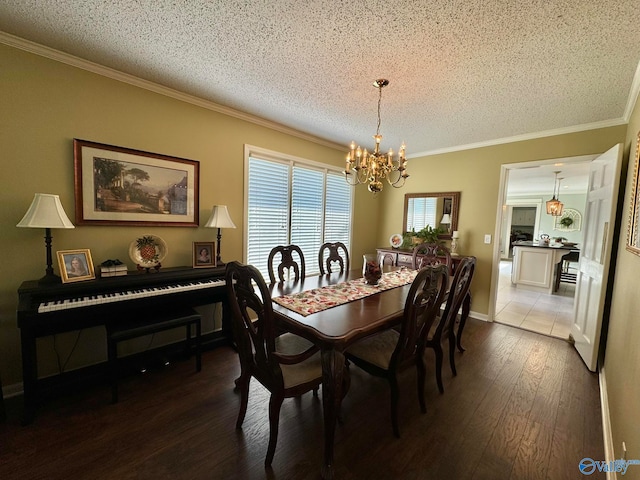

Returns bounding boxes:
[438,256,476,340]
[318,242,350,275]
[267,244,306,283]
[411,242,452,274]
[393,264,449,368]
[379,252,395,267]
[226,261,280,386]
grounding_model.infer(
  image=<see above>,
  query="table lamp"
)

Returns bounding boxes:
[204,205,236,266]
[440,213,451,232]
[17,193,75,284]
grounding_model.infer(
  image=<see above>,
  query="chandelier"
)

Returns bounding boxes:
[344,79,408,193]
[546,171,564,216]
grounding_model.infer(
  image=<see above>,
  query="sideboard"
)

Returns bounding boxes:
[376,247,467,274]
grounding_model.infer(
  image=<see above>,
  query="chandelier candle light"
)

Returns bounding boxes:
[344,79,409,193]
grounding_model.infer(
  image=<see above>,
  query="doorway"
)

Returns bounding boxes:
[489,155,595,339]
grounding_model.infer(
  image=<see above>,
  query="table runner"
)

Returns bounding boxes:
[272,268,418,317]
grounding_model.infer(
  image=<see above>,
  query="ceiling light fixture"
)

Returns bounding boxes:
[546,171,564,216]
[344,79,409,193]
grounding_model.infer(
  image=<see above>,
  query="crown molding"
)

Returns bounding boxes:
[407,118,628,159]
[3,30,639,158]
[623,59,640,121]
[0,31,345,152]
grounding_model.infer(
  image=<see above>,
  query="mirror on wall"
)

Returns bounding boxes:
[403,192,460,240]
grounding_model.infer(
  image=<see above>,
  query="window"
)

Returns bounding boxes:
[406,196,437,232]
[245,146,353,280]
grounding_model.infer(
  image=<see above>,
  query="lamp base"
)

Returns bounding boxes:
[38,272,61,285]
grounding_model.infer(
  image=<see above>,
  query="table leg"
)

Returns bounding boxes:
[320,348,345,480]
[456,292,471,353]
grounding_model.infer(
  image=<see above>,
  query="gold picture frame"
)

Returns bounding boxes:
[57,249,96,283]
[193,241,216,268]
[627,132,640,256]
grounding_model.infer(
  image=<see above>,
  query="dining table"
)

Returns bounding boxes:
[268,266,471,479]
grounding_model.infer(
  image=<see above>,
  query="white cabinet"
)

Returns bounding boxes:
[511,207,536,226]
[512,246,569,294]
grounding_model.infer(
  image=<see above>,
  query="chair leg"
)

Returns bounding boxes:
[416,353,427,414]
[434,344,444,394]
[235,374,251,429]
[449,330,457,376]
[389,374,400,438]
[265,393,284,467]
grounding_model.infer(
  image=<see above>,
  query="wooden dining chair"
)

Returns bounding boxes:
[318,242,350,274]
[379,252,395,267]
[411,242,452,274]
[267,245,306,283]
[225,261,322,466]
[426,255,476,393]
[345,264,449,437]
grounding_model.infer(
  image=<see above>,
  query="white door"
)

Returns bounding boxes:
[571,144,622,371]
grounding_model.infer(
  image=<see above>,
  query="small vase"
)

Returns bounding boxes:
[363,254,382,285]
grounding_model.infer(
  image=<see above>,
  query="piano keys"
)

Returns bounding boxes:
[37,278,225,313]
[17,265,232,424]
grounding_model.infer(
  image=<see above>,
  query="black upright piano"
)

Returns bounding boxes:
[17,266,231,424]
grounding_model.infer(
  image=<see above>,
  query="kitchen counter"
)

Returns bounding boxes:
[511,244,579,294]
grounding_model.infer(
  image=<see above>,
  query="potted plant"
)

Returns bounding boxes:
[559,216,574,228]
[416,225,446,244]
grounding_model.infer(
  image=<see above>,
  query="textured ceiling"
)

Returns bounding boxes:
[1,1,640,166]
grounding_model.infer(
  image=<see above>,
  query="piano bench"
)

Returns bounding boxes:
[106,307,202,404]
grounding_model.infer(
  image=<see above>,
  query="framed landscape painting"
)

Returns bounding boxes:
[73,139,199,227]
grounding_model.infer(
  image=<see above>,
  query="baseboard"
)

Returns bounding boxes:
[469,310,489,322]
[2,381,24,399]
[599,364,617,480]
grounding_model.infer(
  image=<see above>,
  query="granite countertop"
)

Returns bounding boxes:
[512,241,578,250]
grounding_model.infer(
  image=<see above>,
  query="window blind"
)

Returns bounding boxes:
[246,152,352,281]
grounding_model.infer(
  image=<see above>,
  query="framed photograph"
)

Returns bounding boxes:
[193,241,216,268]
[57,249,96,283]
[627,131,640,256]
[73,139,200,227]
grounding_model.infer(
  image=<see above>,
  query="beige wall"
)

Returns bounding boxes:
[0,43,380,385]
[604,94,640,465]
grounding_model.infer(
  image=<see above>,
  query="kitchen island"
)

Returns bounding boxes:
[511,242,579,294]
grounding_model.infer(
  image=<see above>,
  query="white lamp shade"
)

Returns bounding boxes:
[440,213,451,224]
[452,230,460,239]
[204,205,236,229]
[17,193,75,229]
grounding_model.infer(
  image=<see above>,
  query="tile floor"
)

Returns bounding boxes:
[494,260,575,339]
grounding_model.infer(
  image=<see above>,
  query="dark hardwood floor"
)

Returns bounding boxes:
[0,319,604,479]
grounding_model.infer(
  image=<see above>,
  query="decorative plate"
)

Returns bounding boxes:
[129,234,168,267]
[389,233,403,248]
